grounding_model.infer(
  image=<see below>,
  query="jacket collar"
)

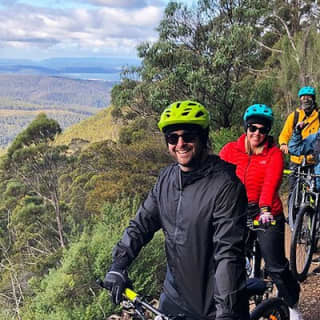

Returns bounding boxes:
[174,155,220,188]
[236,133,271,156]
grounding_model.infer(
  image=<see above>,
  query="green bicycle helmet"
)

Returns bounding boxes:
[158,100,210,132]
[243,104,274,122]
[298,86,316,98]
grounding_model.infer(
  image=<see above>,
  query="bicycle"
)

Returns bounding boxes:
[97,282,289,320]
[245,209,280,305]
[283,156,314,231]
[97,215,290,320]
[289,168,320,281]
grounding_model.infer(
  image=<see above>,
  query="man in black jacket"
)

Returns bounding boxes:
[103,101,249,320]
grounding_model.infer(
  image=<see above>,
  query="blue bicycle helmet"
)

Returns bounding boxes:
[298,86,316,98]
[243,104,273,132]
[243,104,274,122]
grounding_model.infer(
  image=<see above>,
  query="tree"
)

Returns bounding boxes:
[3,113,72,249]
[111,0,269,129]
[254,1,320,113]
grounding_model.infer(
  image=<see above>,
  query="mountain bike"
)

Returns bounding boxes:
[98,283,289,320]
[98,213,290,320]
[245,207,279,307]
[289,168,320,281]
[283,156,314,231]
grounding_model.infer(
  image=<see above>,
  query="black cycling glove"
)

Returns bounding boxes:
[103,265,131,305]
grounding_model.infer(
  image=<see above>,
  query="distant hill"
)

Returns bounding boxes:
[0,56,140,148]
[0,74,117,148]
[0,57,140,81]
[0,74,114,108]
[54,106,122,148]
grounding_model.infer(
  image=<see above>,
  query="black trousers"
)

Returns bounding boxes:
[257,214,300,307]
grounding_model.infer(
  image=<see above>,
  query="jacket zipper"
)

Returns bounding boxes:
[174,169,183,243]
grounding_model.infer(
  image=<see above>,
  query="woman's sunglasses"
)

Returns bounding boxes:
[247,124,269,135]
[165,131,198,145]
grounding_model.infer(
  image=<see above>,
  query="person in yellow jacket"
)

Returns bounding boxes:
[279,86,319,193]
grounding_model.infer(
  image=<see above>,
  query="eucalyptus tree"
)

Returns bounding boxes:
[254,0,320,112]
[112,0,270,129]
[3,113,72,249]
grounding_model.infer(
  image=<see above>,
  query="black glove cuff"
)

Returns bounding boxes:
[107,270,128,282]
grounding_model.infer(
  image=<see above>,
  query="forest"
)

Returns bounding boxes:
[0,0,320,319]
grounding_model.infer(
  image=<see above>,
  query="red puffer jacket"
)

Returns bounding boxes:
[219,134,283,216]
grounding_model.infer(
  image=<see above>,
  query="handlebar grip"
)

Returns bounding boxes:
[283,169,292,175]
[253,220,276,226]
[124,288,138,301]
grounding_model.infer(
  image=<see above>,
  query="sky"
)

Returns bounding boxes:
[0,0,195,61]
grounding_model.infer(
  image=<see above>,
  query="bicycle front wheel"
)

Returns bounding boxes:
[250,298,289,320]
[288,184,300,231]
[290,204,317,282]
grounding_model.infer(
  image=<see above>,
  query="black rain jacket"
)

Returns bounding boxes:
[112,155,249,320]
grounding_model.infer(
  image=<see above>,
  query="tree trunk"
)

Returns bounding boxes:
[53,191,65,248]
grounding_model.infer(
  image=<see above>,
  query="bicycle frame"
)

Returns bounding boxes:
[284,157,314,231]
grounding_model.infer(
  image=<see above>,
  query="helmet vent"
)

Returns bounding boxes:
[182,111,190,116]
[196,111,204,117]
[176,103,181,108]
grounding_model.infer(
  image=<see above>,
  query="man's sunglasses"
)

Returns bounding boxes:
[247,124,269,135]
[165,131,198,145]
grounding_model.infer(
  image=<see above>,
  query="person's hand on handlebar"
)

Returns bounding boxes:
[258,207,274,226]
[103,264,132,305]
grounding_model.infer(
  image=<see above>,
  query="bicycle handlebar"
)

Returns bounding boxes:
[252,220,276,226]
[283,168,320,178]
[97,279,180,320]
[247,219,276,232]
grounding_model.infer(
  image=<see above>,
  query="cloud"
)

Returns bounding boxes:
[83,0,149,9]
[0,2,165,58]
[82,0,166,9]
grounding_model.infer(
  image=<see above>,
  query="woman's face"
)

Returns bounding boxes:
[246,123,268,148]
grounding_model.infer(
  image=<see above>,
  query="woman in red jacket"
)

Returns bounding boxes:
[219,104,300,310]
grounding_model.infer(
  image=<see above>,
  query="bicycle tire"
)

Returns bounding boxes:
[290,204,317,282]
[246,246,262,279]
[288,184,300,231]
[250,298,289,320]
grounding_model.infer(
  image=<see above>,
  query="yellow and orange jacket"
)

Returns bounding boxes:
[279,108,320,164]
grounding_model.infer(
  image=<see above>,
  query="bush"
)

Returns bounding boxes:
[21,198,166,320]
[210,126,243,153]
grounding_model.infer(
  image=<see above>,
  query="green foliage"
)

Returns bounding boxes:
[1,1,320,318]
[118,117,157,145]
[22,199,166,320]
[7,113,61,157]
[55,107,122,147]
[111,0,270,129]
[211,126,243,153]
